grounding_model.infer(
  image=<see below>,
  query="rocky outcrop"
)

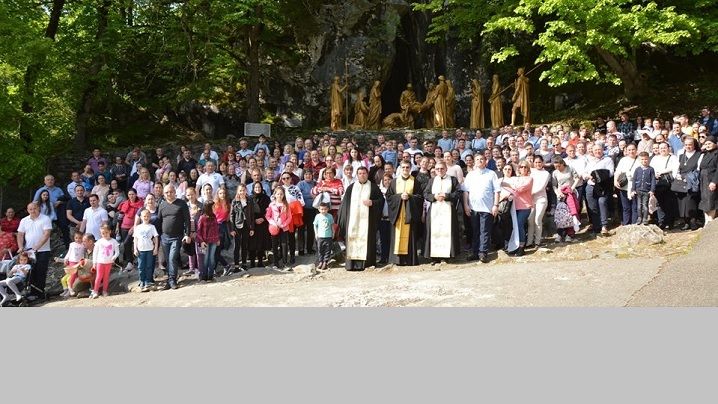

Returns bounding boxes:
[263,0,481,130]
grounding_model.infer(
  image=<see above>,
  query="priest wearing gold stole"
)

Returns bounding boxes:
[337,167,384,271]
[386,162,425,266]
[423,162,461,263]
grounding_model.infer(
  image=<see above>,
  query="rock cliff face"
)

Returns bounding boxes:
[262,0,482,130]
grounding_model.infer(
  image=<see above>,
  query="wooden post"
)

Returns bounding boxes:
[344,59,349,129]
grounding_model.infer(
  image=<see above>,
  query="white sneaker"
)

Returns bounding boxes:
[125,262,134,271]
[89,292,98,300]
[554,235,562,243]
[565,235,573,243]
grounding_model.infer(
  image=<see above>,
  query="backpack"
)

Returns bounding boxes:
[553,201,573,229]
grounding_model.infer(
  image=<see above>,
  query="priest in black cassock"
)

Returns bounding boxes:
[386,162,425,266]
[423,161,462,263]
[337,167,384,271]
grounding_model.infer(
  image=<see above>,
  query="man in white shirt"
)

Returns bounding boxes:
[195,161,224,198]
[16,202,53,300]
[462,155,501,263]
[80,194,109,240]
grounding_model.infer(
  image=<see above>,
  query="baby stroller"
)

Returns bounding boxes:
[0,251,37,307]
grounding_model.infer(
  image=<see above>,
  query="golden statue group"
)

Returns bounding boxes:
[330,68,530,131]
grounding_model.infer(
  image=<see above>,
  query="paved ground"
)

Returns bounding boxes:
[38,219,716,307]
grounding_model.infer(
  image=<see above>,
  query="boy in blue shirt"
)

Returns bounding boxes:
[313,202,334,270]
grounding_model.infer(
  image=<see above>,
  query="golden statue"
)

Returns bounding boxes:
[433,75,448,129]
[399,83,423,129]
[422,82,436,129]
[366,80,382,130]
[511,67,530,126]
[489,74,504,129]
[330,76,347,131]
[352,91,369,129]
[467,79,485,129]
[446,79,456,128]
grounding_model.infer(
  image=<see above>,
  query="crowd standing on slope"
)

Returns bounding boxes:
[2,108,718,303]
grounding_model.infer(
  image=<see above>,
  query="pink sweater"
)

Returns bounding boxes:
[508,176,534,210]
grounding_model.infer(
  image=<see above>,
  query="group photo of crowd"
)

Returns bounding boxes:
[1,107,718,305]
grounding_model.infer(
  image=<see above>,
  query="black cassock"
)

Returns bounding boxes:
[423,175,461,259]
[337,181,384,270]
[386,175,424,266]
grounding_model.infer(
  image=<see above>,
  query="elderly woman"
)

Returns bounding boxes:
[698,136,718,223]
[674,137,702,230]
[311,166,344,221]
[613,143,639,225]
[0,208,20,234]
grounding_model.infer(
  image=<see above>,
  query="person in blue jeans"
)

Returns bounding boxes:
[156,184,191,290]
[195,202,219,281]
[133,209,159,291]
[631,152,656,225]
[462,155,502,263]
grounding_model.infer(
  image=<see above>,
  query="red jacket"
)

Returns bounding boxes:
[195,214,220,244]
[265,202,292,232]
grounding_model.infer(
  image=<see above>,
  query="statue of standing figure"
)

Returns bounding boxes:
[330,75,347,131]
[489,74,504,129]
[352,91,369,129]
[422,82,436,129]
[511,67,530,126]
[432,75,448,129]
[467,79,485,129]
[366,80,382,130]
[446,79,456,128]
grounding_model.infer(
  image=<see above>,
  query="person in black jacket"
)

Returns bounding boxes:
[698,136,718,223]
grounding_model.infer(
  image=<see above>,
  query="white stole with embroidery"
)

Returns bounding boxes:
[430,176,453,257]
[346,182,371,261]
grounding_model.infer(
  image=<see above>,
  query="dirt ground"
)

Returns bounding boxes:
[39,223,701,307]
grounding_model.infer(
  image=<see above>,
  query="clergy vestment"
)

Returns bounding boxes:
[337,180,384,270]
[386,175,424,266]
[423,174,461,259]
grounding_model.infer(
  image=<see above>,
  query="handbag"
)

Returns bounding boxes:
[654,157,673,192]
[617,173,628,188]
[312,192,327,209]
[656,173,673,191]
[497,198,512,214]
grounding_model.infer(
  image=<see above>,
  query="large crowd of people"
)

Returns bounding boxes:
[2,108,718,304]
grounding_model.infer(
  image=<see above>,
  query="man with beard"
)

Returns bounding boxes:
[337,167,384,271]
[385,162,424,266]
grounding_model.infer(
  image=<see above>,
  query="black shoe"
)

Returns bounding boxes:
[466,255,479,262]
[289,257,296,265]
[298,251,305,256]
[479,254,488,263]
[162,283,171,290]
[307,249,316,254]
[681,223,691,231]
[514,247,525,257]
[690,223,699,231]
[170,283,178,290]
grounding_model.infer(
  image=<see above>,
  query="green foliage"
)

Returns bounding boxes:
[484,0,703,88]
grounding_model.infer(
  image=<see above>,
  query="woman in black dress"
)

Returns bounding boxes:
[698,136,718,224]
[249,182,272,268]
[675,137,701,230]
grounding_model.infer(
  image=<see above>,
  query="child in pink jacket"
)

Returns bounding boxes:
[266,188,293,269]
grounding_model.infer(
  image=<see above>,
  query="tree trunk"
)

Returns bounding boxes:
[246,4,263,124]
[19,0,66,150]
[596,47,648,100]
[75,0,111,153]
